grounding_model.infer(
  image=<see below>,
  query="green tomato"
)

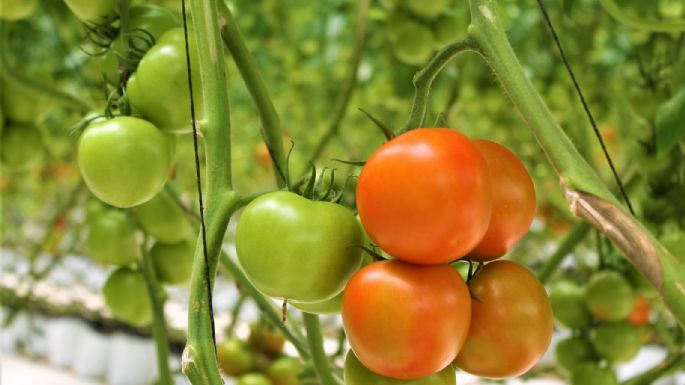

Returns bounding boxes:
[149,239,194,284]
[236,191,364,303]
[585,270,636,322]
[591,322,641,363]
[290,292,343,314]
[0,0,37,20]
[550,280,592,328]
[266,357,302,385]
[78,116,172,208]
[217,338,257,377]
[86,210,138,266]
[0,124,43,170]
[432,14,463,47]
[404,0,452,19]
[391,20,435,65]
[102,267,152,326]
[63,0,116,22]
[85,198,106,224]
[127,28,203,133]
[1,74,54,124]
[570,363,618,385]
[344,351,456,385]
[556,337,596,373]
[237,373,273,385]
[133,189,191,243]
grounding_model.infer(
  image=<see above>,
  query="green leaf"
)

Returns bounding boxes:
[655,87,685,155]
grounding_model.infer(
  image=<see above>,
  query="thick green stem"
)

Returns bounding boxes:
[218,252,310,359]
[466,0,685,329]
[139,245,173,385]
[400,37,478,133]
[538,223,591,283]
[116,0,130,57]
[303,313,340,385]
[306,0,370,167]
[217,2,287,189]
[598,0,685,32]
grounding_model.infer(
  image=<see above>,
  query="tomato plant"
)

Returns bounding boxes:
[0,0,37,20]
[555,337,596,374]
[133,189,191,244]
[236,373,273,385]
[357,128,491,265]
[77,116,173,208]
[585,270,636,322]
[85,209,138,266]
[570,363,618,385]
[342,260,471,380]
[549,280,592,328]
[468,140,536,260]
[591,322,641,363]
[63,0,116,22]
[628,295,651,325]
[217,338,257,377]
[236,191,363,303]
[149,239,194,284]
[454,260,553,378]
[266,357,302,385]
[248,322,285,358]
[102,267,152,327]
[344,351,456,385]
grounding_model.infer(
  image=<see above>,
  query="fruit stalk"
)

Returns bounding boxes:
[303,313,341,385]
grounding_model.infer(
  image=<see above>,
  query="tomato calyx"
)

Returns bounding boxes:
[358,107,395,141]
[293,165,354,204]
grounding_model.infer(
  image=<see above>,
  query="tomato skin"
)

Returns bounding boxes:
[217,338,257,377]
[342,260,471,380]
[468,140,536,260]
[149,239,194,284]
[63,0,115,22]
[134,189,191,244]
[570,363,618,385]
[266,357,302,385]
[555,337,596,373]
[0,124,43,170]
[585,270,635,322]
[127,28,203,133]
[102,267,152,326]
[0,0,37,20]
[549,280,592,329]
[344,351,456,385]
[628,295,651,325]
[236,191,363,303]
[1,74,55,124]
[78,116,172,208]
[591,322,641,363]
[86,210,138,266]
[248,323,285,358]
[357,128,491,265]
[454,260,553,378]
[237,374,273,385]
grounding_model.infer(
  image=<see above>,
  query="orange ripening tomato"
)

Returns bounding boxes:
[454,260,553,378]
[356,128,491,264]
[628,295,650,325]
[468,140,536,261]
[342,260,471,380]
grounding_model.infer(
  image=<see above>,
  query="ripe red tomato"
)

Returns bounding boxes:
[468,140,536,260]
[342,260,471,380]
[628,295,650,325]
[454,260,553,378]
[356,128,491,264]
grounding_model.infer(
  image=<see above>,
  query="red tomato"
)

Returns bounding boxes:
[356,128,491,264]
[628,295,650,325]
[468,140,536,260]
[454,260,553,378]
[342,260,471,380]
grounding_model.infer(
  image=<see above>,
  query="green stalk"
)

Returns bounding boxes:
[217,2,287,189]
[465,0,685,329]
[538,223,591,283]
[116,0,130,58]
[399,37,478,133]
[598,0,685,32]
[303,313,340,385]
[139,244,173,385]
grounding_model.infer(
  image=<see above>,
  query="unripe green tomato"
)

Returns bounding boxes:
[432,14,463,47]
[571,363,617,385]
[217,338,257,377]
[344,351,456,385]
[78,116,172,208]
[404,0,452,19]
[237,373,273,385]
[149,239,194,284]
[591,322,642,363]
[134,189,191,244]
[0,0,37,20]
[266,357,302,385]
[556,337,596,373]
[86,210,138,266]
[391,20,435,65]
[1,74,55,124]
[236,191,364,304]
[63,0,116,22]
[550,280,592,328]
[585,270,635,322]
[290,292,343,314]
[85,198,106,224]
[127,28,203,133]
[102,267,152,326]
[0,125,43,170]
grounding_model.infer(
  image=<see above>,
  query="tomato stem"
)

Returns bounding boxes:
[303,313,342,385]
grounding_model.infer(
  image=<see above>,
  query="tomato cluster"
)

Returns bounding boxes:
[341,128,551,382]
[550,270,653,385]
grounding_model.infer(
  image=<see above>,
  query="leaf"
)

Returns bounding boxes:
[655,87,685,155]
